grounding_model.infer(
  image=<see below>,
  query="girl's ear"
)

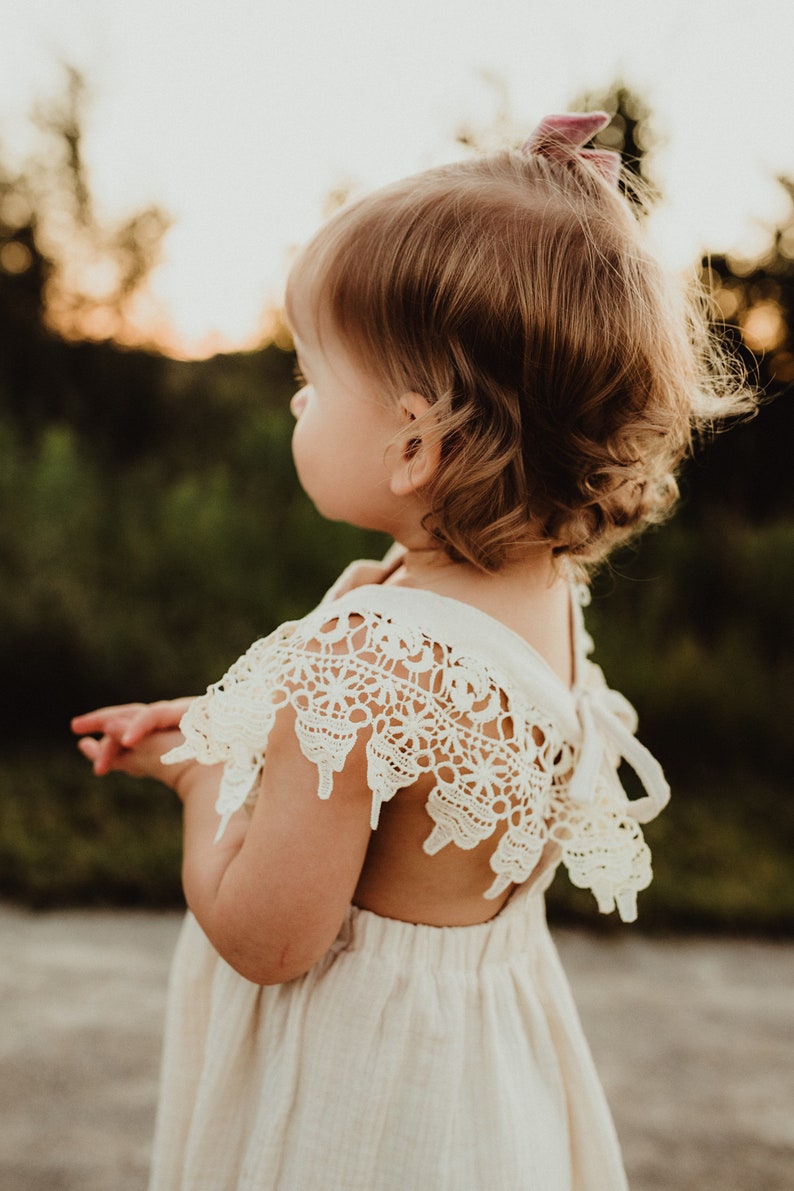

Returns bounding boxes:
[389,392,441,497]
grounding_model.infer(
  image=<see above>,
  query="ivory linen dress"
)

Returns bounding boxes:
[153,564,669,1191]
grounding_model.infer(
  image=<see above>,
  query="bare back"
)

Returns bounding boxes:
[350,552,574,926]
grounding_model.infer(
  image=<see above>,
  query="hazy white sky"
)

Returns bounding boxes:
[2,0,793,356]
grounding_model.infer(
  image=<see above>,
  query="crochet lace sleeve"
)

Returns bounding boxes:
[162,605,576,895]
[163,599,668,922]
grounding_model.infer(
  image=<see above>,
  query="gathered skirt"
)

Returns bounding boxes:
[148,888,628,1190]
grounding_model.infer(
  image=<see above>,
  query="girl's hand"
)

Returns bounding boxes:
[75,726,194,792]
[71,698,196,781]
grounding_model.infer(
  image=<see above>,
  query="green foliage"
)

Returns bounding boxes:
[0,747,183,907]
[0,367,387,737]
[586,517,794,780]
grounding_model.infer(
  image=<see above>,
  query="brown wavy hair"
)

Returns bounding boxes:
[288,145,753,571]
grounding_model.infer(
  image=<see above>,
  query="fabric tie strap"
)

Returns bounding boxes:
[521,111,621,188]
[567,685,671,822]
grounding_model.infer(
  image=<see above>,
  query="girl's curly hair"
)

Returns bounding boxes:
[288,145,754,571]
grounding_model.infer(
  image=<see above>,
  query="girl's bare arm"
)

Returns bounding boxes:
[177,703,373,985]
[73,698,373,985]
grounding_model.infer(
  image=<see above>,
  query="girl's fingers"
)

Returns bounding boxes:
[74,700,195,779]
[79,728,188,783]
[77,735,117,776]
[76,732,133,776]
[94,734,123,776]
[77,737,100,761]
[71,704,145,734]
[121,699,194,746]
[78,734,118,776]
[120,704,172,746]
[72,699,195,745]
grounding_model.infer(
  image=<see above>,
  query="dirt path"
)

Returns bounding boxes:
[0,907,791,1190]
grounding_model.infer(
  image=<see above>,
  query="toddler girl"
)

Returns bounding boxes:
[72,112,750,1190]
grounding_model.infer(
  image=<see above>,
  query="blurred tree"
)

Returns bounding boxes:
[28,65,171,344]
[0,158,55,433]
[458,78,660,203]
[0,66,303,467]
[695,179,794,518]
[571,82,660,201]
[0,66,173,457]
[574,83,792,520]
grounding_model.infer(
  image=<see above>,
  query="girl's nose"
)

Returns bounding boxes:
[290,387,308,419]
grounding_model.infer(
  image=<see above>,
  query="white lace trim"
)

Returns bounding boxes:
[164,595,669,922]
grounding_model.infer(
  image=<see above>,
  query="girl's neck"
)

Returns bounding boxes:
[387,540,562,599]
[384,540,574,687]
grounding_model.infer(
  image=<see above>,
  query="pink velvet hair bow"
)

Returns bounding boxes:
[521,112,621,187]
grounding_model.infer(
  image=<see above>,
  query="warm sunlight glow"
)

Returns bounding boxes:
[2,0,794,357]
[770,349,794,381]
[0,240,32,274]
[711,282,742,322]
[740,300,787,353]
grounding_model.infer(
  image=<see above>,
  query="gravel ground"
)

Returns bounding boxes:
[0,906,792,1190]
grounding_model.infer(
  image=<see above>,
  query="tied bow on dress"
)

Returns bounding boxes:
[567,681,670,823]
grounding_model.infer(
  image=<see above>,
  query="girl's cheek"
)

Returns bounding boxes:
[290,387,309,419]
[290,416,307,470]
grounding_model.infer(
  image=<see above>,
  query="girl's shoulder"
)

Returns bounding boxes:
[186,571,597,820]
[301,580,583,724]
[176,576,586,840]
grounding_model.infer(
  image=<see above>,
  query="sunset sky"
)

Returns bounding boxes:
[2,0,794,357]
